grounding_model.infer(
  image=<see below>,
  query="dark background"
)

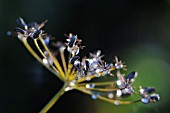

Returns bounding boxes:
[0,0,170,113]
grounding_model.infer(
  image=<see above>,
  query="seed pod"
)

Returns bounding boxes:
[125,71,137,84]
[32,30,43,39]
[14,27,26,35]
[150,94,160,102]
[68,35,77,47]
[140,87,156,95]
[70,56,79,65]
[144,87,156,94]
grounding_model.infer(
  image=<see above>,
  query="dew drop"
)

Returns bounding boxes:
[116,89,122,97]
[86,77,91,81]
[108,93,114,99]
[95,73,100,77]
[116,80,122,86]
[42,58,48,64]
[70,80,76,86]
[18,34,22,40]
[114,101,120,105]
[139,88,144,94]
[141,97,149,104]
[91,93,99,100]
[86,84,95,88]
[65,87,72,91]
[95,68,101,73]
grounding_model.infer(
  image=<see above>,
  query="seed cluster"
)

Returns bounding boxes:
[14,17,160,106]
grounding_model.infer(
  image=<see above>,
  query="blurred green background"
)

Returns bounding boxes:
[0,0,170,113]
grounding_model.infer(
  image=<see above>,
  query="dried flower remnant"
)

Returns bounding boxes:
[13,17,160,113]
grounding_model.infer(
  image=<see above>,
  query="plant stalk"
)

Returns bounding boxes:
[40,84,67,113]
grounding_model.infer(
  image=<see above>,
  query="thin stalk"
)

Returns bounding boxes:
[67,53,72,76]
[74,87,117,92]
[39,84,68,113]
[34,39,47,58]
[39,38,66,80]
[59,48,67,75]
[67,63,73,76]
[78,81,116,86]
[75,88,135,105]
[68,68,77,81]
[21,37,63,81]
[77,71,113,83]
[78,75,97,83]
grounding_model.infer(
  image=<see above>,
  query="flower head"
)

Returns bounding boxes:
[14,17,160,112]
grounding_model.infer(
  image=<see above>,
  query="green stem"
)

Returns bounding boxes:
[40,84,68,113]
